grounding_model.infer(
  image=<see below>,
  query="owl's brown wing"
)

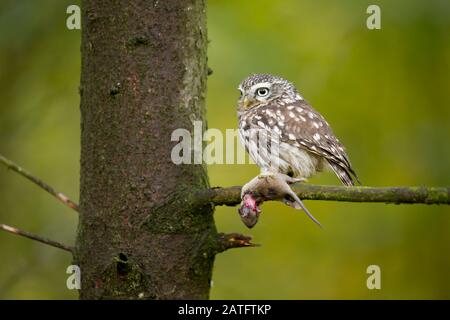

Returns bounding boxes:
[249,100,360,186]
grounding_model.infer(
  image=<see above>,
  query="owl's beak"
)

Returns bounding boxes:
[243,97,251,109]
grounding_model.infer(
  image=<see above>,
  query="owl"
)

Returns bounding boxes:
[237,74,359,225]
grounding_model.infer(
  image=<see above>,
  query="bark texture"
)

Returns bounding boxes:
[76,0,216,299]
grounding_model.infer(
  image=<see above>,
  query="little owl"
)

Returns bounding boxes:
[237,74,359,226]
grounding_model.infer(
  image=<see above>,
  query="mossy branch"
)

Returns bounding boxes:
[201,184,450,206]
[0,154,79,212]
[2,153,448,257]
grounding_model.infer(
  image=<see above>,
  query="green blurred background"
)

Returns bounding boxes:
[0,0,449,299]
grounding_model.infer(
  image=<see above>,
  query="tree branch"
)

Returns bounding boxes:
[0,223,73,253]
[201,185,450,206]
[0,154,79,212]
[215,233,259,253]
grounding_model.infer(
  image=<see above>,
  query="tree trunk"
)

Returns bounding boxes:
[76,0,216,299]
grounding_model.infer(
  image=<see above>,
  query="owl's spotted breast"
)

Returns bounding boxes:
[238,104,325,179]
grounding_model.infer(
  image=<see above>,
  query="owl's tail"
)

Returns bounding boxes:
[328,161,361,186]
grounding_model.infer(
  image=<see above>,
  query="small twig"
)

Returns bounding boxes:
[201,185,450,206]
[0,223,73,253]
[216,233,259,253]
[0,154,79,212]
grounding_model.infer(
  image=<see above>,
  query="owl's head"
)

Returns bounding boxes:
[237,74,297,111]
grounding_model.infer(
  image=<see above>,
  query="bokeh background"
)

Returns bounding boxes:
[0,0,449,299]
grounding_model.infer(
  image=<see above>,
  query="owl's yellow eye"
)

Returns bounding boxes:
[256,87,270,97]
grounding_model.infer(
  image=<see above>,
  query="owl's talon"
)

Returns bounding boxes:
[283,176,307,185]
[257,172,275,179]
